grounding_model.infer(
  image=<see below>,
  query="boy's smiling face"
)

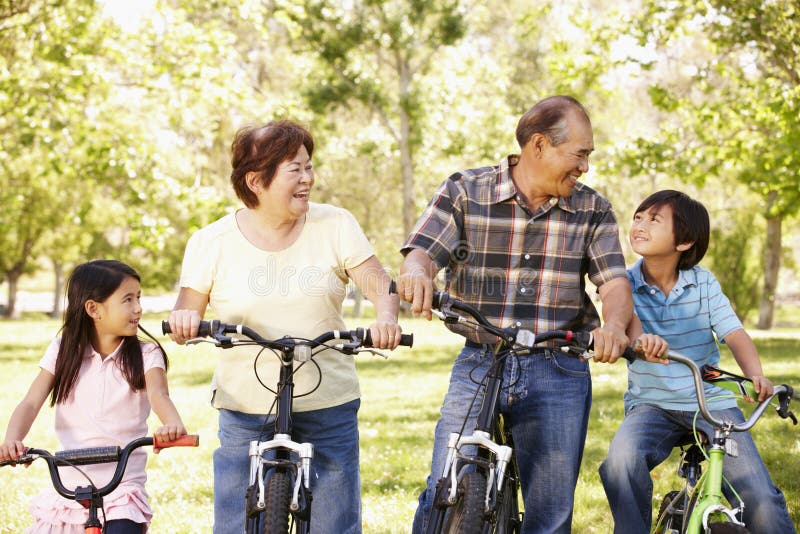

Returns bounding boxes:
[630,204,691,258]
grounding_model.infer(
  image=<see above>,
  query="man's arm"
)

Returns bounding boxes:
[593,276,633,363]
[397,248,440,321]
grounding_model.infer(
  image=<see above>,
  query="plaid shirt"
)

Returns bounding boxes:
[402,155,627,343]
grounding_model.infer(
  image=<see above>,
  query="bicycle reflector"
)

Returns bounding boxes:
[701,364,757,399]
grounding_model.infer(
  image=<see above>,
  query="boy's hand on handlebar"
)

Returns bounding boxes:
[749,375,774,403]
[397,272,434,321]
[591,324,630,363]
[636,334,670,364]
[167,309,202,344]
[153,424,188,453]
[368,321,403,350]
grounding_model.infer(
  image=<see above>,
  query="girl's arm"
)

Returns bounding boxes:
[144,367,187,444]
[0,370,55,461]
[347,255,402,350]
[724,328,772,402]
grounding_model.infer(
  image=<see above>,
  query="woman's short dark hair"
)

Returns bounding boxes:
[634,190,710,270]
[515,95,590,148]
[230,119,314,208]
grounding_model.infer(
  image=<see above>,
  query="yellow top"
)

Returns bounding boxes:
[180,203,374,413]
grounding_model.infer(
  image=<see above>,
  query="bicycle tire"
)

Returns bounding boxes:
[491,475,520,534]
[443,471,487,534]
[262,470,293,534]
[654,490,685,533]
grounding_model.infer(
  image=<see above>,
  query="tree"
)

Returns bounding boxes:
[274,0,467,237]
[622,0,800,328]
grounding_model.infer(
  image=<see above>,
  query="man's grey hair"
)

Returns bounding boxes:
[515,95,590,148]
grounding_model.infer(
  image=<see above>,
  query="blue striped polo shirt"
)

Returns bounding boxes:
[625,259,742,412]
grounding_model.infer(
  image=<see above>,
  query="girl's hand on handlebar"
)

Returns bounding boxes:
[167,309,202,344]
[749,375,774,403]
[368,320,403,350]
[153,424,188,453]
[637,334,670,364]
[0,439,26,464]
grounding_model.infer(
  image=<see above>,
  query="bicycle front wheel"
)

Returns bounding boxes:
[263,470,293,534]
[492,475,520,534]
[443,471,487,534]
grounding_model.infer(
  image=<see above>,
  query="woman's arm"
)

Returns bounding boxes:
[725,328,772,402]
[145,367,187,443]
[347,255,402,350]
[0,370,55,461]
[167,287,210,345]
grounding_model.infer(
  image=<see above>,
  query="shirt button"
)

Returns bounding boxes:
[520,287,526,293]
[524,254,531,260]
[516,321,522,326]
[650,289,657,294]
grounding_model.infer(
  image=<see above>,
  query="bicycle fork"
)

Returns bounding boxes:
[248,435,314,514]
[441,430,513,511]
[685,440,745,532]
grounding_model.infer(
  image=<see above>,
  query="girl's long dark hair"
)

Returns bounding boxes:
[51,260,169,406]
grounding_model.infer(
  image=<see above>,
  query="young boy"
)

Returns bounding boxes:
[599,190,795,533]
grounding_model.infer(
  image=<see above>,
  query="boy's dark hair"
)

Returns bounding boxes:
[634,190,709,271]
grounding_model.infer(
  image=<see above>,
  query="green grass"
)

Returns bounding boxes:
[0,315,798,532]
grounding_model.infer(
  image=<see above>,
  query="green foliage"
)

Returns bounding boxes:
[705,209,762,323]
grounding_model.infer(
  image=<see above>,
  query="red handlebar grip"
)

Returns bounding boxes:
[153,434,200,453]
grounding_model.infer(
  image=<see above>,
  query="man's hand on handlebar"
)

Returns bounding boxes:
[167,309,202,345]
[397,271,435,321]
[590,324,630,363]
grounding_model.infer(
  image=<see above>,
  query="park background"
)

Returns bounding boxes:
[1,0,798,531]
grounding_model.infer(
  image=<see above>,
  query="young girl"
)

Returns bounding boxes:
[0,260,187,534]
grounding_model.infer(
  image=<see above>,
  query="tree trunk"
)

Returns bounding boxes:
[756,195,781,330]
[51,260,65,318]
[4,271,21,319]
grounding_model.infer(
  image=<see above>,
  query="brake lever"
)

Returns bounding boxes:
[353,348,389,359]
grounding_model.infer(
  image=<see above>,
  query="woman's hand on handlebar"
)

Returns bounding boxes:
[167,309,202,345]
[368,320,404,350]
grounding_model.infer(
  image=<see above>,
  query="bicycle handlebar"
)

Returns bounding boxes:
[0,435,199,501]
[432,290,639,363]
[665,350,796,431]
[162,320,414,351]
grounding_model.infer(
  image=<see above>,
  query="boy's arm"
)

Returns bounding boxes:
[0,369,54,461]
[145,368,187,444]
[724,328,773,402]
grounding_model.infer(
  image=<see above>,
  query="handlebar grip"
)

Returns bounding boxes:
[362,329,414,348]
[162,320,213,337]
[0,453,34,467]
[153,434,200,453]
[55,446,121,466]
[621,347,639,364]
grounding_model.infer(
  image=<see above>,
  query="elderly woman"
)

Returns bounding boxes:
[168,120,402,534]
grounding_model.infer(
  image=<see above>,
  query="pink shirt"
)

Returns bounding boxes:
[27,338,165,532]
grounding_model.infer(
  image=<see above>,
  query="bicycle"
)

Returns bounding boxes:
[652,351,796,533]
[0,434,199,533]
[425,290,637,534]
[162,319,413,534]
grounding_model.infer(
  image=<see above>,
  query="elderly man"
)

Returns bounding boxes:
[399,95,632,533]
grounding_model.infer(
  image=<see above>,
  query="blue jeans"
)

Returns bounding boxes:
[413,344,592,534]
[599,403,795,534]
[213,399,362,534]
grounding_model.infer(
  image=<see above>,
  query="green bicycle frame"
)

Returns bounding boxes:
[684,445,731,532]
